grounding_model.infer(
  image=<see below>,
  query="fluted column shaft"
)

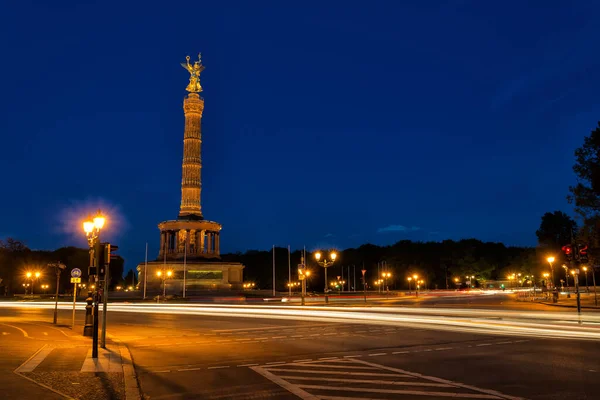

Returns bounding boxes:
[179,93,204,218]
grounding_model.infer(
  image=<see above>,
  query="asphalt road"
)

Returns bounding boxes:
[1,294,599,400]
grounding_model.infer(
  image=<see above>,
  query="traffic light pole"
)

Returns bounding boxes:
[100,261,109,349]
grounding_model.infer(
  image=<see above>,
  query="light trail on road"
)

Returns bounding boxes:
[2,301,599,340]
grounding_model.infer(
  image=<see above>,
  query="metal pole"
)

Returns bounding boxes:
[272,245,276,297]
[183,239,187,298]
[592,266,597,307]
[83,246,94,336]
[53,269,60,324]
[143,243,148,300]
[92,292,99,358]
[72,283,76,329]
[566,269,571,298]
[324,265,328,304]
[288,245,291,297]
[575,271,581,314]
[101,258,109,349]
[353,265,356,292]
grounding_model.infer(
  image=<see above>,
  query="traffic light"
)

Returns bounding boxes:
[578,244,589,263]
[562,244,573,261]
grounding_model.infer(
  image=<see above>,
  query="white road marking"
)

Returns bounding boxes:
[1,332,8,335]
[177,367,201,372]
[343,355,362,358]
[285,363,378,370]
[207,365,230,370]
[266,361,287,365]
[435,347,454,351]
[255,337,268,340]
[349,359,523,400]
[296,384,501,398]
[513,340,529,343]
[0,323,29,338]
[264,368,412,377]
[43,332,48,336]
[392,351,410,354]
[476,343,492,347]
[276,376,452,387]
[14,345,52,373]
[238,363,259,367]
[291,335,304,338]
[497,341,513,345]
[318,357,339,361]
[368,353,387,357]
[323,333,337,336]
[154,370,171,373]
[271,336,286,339]
[293,359,313,363]
[251,366,320,400]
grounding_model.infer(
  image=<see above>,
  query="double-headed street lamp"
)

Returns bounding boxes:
[382,272,391,293]
[25,271,41,295]
[315,251,337,304]
[156,269,173,299]
[82,210,105,342]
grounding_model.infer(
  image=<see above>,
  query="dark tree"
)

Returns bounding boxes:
[536,211,577,250]
[569,122,600,215]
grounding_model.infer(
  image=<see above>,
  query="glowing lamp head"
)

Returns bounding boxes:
[93,210,105,230]
[330,252,337,261]
[306,270,311,277]
[26,272,32,278]
[315,252,321,261]
[83,220,94,234]
[413,274,418,279]
[547,256,555,263]
[407,277,412,281]
[35,272,40,278]
[583,266,588,271]
[156,270,162,277]
[166,270,173,277]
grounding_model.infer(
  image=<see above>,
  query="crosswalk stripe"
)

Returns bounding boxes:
[263,368,414,378]
[280,363,378,370]
[277,376,452,387]
[250,366,319,400]
[295,384,501,399]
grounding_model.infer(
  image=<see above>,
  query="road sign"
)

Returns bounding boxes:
[70,277,81,283]
[71,268,82,278]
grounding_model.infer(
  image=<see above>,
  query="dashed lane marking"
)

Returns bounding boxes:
[263,368,416,378]
[318,357,339,361]
[271,336,286,339]
[207,365,230,370]
[238,363,259,367]
[177,367,201,372]
[266,361,287,365]
[368,353,387,357]
[277,376,453,387]
[293,359,313,363]
[393,351,410,354]
[477,343,492,347]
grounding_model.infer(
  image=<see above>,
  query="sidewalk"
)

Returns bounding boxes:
[538,292,600,310]
[14,338,139,400]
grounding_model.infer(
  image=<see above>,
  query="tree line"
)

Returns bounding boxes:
[0,238,126,296]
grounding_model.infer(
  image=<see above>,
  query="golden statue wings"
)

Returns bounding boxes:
[181,53,205,93]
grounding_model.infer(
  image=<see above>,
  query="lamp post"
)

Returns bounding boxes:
[382,272,391,293]
[315,251,337,304]
[583,266,589,293]
[562,264,570,298]
[413,274,419,297]
[547,256,555,288]
[156,269,173,300]
[407,277,412,294]
[453,277,461,290]
[82,210,105,341]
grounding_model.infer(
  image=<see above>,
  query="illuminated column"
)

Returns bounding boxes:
[179,93,204,219]
[207,232,213,254]
[200,230,205,254]
[215,234,220,255]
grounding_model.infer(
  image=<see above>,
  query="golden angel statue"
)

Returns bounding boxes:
[181,54,205,93]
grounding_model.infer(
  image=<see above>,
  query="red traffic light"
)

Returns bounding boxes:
[561,245,572,255]
[579,245,588,255]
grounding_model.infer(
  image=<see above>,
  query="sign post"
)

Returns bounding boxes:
[70,268,82,330]
[362,269,367,303]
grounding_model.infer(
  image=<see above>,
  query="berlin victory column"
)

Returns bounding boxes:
[138,55,244,294]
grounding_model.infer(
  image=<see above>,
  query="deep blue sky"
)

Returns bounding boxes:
[1,1,599,270]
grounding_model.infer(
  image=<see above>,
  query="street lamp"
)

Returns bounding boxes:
[547,256,555,288]
[381,272,391,293]
[156,269,173,299]
[82,209,106,338]
[407,277,413,294]
[583,266,589,292]
[315,251,337,304]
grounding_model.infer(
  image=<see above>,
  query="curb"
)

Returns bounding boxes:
[108,334,142,400]
[537,301,600,310]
